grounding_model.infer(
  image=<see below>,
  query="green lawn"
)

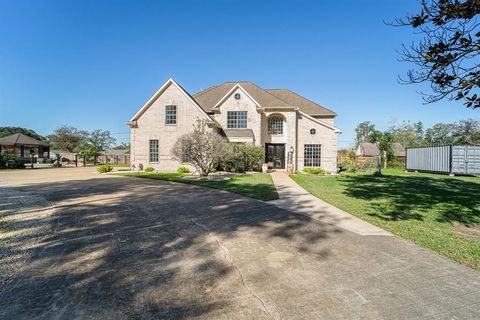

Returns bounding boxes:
[291,169,480,270]
[115,172,279,201]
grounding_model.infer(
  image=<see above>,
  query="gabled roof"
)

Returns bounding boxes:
[193,81,290,111]
[129,78,213,123]
[193,81,335,116]
[0,133,49,146]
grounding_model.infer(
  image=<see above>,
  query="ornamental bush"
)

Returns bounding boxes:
[177,166,190,174]
[97,164,113,173]
[222,144,264,173]
[144,167,155,172]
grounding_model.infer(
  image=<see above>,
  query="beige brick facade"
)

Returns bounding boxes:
[130,82,211,172]
[129,79,339,173]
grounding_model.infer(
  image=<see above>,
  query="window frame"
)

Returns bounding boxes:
[227,111,247,129]
[304,144,321,167]
[149,139,159,162]
[165,105,177,125]
[267,116,284,135]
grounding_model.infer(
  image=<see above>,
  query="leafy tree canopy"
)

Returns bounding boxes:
[0,127,46,141]
[113,142,130,151]
[394,0,480,108]
[354,121,376,147]
[81,129,116,154]
[47,126,88,152]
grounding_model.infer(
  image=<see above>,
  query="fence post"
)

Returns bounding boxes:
[449,145,453,174]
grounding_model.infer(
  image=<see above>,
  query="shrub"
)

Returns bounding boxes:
[222,144,264,173]
[337,162,350,173]
[387,156,405,169]
[303,167,327,175]
[0,153,25,169]
[97,164,113,173]
[144,167,155,172]
[209,167,217,173]
[177,166,190,174]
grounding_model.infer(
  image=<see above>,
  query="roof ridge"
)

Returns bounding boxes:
[193,84,220,98]
[271,88,336,115]
[241,82,293,107]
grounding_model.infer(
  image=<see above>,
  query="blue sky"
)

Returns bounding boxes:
[0,0,478,148]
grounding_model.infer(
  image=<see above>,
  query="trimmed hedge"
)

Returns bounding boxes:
[303,167,328,175]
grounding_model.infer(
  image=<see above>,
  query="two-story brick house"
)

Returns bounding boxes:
[128,78,341,172]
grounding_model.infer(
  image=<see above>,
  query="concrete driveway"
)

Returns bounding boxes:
[0,167,479,319]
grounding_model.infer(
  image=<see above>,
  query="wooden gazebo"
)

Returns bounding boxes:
[0,133,50,163]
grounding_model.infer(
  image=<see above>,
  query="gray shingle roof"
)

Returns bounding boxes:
[193,81,335,116]
[266,89,336,116]
[358,142,405,157]
[0,133,49,146]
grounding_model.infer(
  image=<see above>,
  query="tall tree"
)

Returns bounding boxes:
[113,142,130,151]
[369,130,394,175]
[388,121,425,148]
[424,122,455,144]
[78,130,116,165]
[451,118,480,144]
[47,126,88,152]
[355,121,376,147]
[394,0,480,108]
[0,127,46,141]
[83,129,116,153]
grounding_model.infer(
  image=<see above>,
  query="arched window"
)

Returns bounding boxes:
[268,116,284,134]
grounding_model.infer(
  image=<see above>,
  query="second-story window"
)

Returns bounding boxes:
[227,111,247,128]
[165,105,176,125]
[268,116,284,134]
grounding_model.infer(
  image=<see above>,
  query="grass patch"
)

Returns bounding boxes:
[115,172,279,201]
[291,169,480,270]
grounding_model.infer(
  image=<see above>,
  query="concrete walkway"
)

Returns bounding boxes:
[269,172,391,236]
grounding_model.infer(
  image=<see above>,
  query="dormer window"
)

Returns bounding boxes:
[268,116,284,134]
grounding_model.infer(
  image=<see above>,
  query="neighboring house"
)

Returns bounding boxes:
[101,149,130,164]
[128,78,341,172]
[0,133,50,163]
[356,142,406,157]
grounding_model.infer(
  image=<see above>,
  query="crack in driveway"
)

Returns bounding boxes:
[190,218,278,320]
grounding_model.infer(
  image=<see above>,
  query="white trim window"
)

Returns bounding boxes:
[304,144,321,167]
[268,116,283,134]
[149,140,159,162]
[227,111,247,129]
[165,105,177,125]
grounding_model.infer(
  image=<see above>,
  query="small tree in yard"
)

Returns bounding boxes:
[171,120,231,176]
[369,130,394,176]
[78,130,116,165]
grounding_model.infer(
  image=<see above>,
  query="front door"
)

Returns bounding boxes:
[265,144,285,169]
